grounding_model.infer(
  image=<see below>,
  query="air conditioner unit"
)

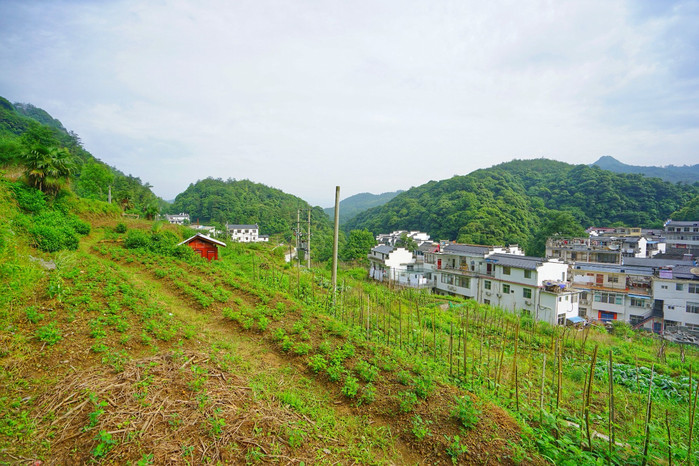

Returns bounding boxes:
[496,293,502,298]
[525,300,532,306]
[485,291,492,296]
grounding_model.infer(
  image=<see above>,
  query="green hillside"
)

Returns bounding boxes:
[0,96,161,217]
[169,177,337,259]
[324,190,403,225]
[593,155,699,185]
[345,159,698,255]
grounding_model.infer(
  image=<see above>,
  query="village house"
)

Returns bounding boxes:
[367,245,430,287]
[376,230,432,247]
[424,243,579,326]
[664,220,699,250]
[226,224,268,242]
[652,264,699,334]
[164,212,190,225]
[178,233,226,261]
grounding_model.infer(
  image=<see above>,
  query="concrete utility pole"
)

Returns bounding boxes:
[331,186,340,305]
[307,209,311,268]
[296,209,301,268]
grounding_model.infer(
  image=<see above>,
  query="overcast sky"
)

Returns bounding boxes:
[1,0,698,206]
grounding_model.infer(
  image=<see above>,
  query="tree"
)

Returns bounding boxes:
[341,229,376,261]
[395,233,418,252]
[22,146,76,194]
[527,210,586,257]
[75,161,114,201]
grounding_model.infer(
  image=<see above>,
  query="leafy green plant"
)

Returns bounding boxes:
[360,382,376,404]
[307,354,328,373]
[327,363,345,382]
[451,395,480,429]
[445,435,468,463]
[35,321,62,345]
[414,375,435,399]
[398,390,419,413]
[355,360,379,383]
[342,376,360,398]
[411,415,432,440]
[92,430,116,458]
[24,306,44,324]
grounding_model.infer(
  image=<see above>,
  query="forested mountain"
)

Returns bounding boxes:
[593,155,699,184]
[324,190,403,225]
[345,159,699,255]
[0,97,162,217]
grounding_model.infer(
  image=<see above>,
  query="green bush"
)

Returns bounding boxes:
[9,182,46,213]
[342,376,360,398]
[115,222,127,234]
[69,216,91,235]
[124,230,150,249]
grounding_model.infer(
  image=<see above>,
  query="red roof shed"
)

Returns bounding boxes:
[178,234,227,261]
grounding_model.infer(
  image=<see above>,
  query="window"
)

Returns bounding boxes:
[523,288,532,299]
[599,311,615,321]
[503,284,511,294]
[484,299,490,305]
[661,285,668,290]
[484,280,491,290]
[687,323,699,331]
[688,302,699,314]
[676,284,684,291]
[455,276,470,288]
[595,292,623,305]
[578,308,587,318]
[609,276,619,284]
[524,270,532,279]
[630,298,645,308]
[689,284,699,294]
[441,274,454,285]
[503,266,511,275]
[557,314,566,325]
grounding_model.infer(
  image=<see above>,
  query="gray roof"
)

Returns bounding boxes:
[226,224,259,229]
[573,262,654,276]
[441,243,491,256]
[672,265,699,280]
[622,257,692,268]
[666,220,699,227]
[373,245,395,254]
[487,254,545,270]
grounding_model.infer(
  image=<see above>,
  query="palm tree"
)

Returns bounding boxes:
[23,146,76,194]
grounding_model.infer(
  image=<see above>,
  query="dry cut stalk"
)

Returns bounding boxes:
[641,364,655,466]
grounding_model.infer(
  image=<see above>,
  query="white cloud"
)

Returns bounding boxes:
[1,0,697,206]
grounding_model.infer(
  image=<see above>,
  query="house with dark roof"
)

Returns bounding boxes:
[226,224,268,243]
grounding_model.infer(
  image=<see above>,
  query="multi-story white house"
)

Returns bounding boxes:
[226,224,267,242]
[652,264,699,333]
[368,245,429,287]
[571,262,654,325]
[664,220,699,249]
[426,243,579,326]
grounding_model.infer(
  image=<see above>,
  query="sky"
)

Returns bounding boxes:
[1,0,698,207]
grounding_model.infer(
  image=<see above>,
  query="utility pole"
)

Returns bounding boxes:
[307,209,311,268]
[296,209,301,268]
[331,186,340,305]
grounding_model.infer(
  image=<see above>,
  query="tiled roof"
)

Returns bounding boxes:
[373,245,395,254]
[226,224,259,229]
[441,243,491,256]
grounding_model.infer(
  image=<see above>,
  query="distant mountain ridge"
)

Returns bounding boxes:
[345,158,699,255]
[324,190,403,225]
[592,156,699,184]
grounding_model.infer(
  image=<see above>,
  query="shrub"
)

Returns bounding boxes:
[115,222,127,233]
[124,230,150,249]
[411,415,432,440]
[69,216,91,235]
[327,363,345,382]
[414,376,435,399]
[355,360,379,383]
[399,390,418,413]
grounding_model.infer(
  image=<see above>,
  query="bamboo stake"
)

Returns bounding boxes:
[689,364,698,466]
[540,353,547,423]
[608,350,615,464]
[449,320,454,376]
[398,301,402,350]
[641,365,655,466]
[513,318,521,412]
[585,345,599,452]
[665,409,672,466]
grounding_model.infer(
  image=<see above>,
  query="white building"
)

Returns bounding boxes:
[165,213,190,225]
[376,230,432,247]
[226,224,267,242]
[664,220,699,249]
[652,264,699,333]
[426,243,579,326]
[368,245,429,287]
